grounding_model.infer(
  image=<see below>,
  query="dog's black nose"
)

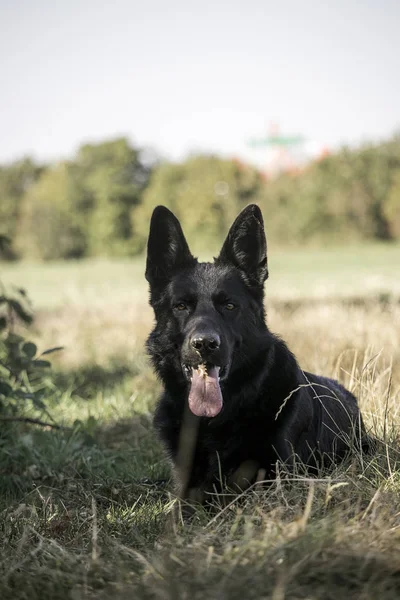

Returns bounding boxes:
[191,334,221,354]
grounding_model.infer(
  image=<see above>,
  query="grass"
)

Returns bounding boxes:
[1,244,400,598]
[1,240,400,309]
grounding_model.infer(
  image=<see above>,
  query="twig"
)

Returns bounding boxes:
[0,416,70,430]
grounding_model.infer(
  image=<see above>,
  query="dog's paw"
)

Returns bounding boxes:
[227,460,261,492]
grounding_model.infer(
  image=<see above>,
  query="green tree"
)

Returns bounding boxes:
[74,138,150,256]
[16,162,87,260]
[258,137,400,246]
[384,170,400,239]
[0,158,42,258]
[134,155,263,254]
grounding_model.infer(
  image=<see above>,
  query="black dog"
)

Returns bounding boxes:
[146,204,369,502]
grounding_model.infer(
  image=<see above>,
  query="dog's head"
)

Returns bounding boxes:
[146,204,269,418]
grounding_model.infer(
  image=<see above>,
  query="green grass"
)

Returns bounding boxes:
[1,244,400,598]
[270,241,400,300]
[1,241,400,309]
[0,258,147,310]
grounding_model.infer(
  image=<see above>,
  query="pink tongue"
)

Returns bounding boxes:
[188,366,223,417]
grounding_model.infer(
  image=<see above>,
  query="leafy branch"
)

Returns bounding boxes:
[0,280,63,427]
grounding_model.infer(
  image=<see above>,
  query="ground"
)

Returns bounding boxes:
[1,243,400,599]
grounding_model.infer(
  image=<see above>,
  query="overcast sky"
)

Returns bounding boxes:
[1,0,399,165]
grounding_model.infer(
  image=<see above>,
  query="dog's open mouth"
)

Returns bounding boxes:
[183,363,226,418]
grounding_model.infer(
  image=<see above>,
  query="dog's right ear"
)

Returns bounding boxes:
[217,204,268,289]
[145,206,196,292]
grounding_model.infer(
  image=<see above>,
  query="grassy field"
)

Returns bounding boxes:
[2,240,400,309]
[1,244,400,599]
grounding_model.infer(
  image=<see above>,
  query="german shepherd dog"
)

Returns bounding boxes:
[146,204,369,503]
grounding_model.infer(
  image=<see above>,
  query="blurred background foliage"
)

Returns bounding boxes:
[1,134,400,261]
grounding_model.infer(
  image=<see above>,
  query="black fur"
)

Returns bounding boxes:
[146,205,370,499]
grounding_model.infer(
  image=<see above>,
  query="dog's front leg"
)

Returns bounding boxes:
[173,403,203,503]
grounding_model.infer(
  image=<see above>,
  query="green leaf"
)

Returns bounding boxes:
[0,381,12,397]
[9,299,33,324]
[22,342,37,358]
[32,396,46,410]
[14,390,34,399]
[32,359,51,368]
[41,346,64,356]
[0,234,11,251]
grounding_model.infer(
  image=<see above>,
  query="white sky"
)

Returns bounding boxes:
[0,0,399,166]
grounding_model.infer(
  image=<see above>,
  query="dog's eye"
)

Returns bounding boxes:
[175,303,187,311]
[225,303,236,311]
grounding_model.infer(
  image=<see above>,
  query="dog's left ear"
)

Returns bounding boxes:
[146,206,196,292]
[217,204,268,287]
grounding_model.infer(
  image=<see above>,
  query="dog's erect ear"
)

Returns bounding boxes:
[217,204,268,287]
[145,206,196,290]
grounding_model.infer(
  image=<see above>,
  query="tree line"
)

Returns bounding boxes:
[1,135,399,260]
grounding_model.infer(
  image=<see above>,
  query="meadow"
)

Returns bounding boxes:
[1,242,400,599]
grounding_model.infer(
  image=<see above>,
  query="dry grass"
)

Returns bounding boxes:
[30,297,400,434]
